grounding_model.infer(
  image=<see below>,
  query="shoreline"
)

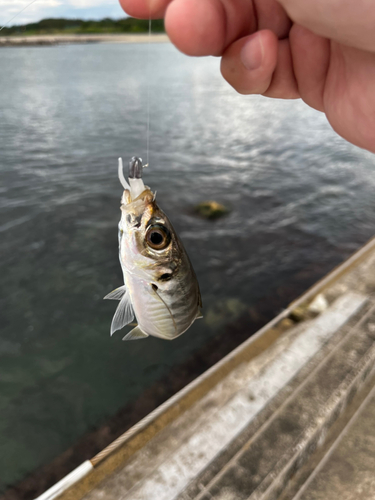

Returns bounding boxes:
[0,33,170,47]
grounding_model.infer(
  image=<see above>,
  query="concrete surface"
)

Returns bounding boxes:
[78,242,375,500]
[34,238,375,500]
[0,34,170,47]
[294,383,375,500]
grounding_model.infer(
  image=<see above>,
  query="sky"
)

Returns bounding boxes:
[0,0,127,27]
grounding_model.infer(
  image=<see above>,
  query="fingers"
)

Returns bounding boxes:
[119,0,291,58]
[221,30,299,98]
[277,0,375,53]
[289,25,330,111]
[221,31,277,94]
[165,0,226,56]
[165,0,255,56]
[263,38,299,98]
[118,0,172,19]
[253,0,291,39]
[324,44,375,153]
[120,0,256,57]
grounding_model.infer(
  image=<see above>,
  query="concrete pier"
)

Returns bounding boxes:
[36,237,375,500]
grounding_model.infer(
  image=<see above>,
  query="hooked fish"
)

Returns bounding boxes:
[104,157,202,341]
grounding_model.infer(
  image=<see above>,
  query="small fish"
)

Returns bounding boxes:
[105,157,202,341]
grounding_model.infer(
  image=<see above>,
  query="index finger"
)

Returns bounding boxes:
[119,0,172,19]
[120,0,257,57]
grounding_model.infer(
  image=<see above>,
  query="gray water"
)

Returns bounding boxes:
[0,42,374,492]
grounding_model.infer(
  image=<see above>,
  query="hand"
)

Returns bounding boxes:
[119,0,375,153]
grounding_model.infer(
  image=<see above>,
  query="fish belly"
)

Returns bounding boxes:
[128,275,197,340]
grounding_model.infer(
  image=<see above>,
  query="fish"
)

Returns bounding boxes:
[104,156,202,341]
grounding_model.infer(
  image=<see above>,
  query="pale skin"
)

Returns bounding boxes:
[119,0,375,154]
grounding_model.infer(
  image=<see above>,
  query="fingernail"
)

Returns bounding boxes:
[241,34,264,71]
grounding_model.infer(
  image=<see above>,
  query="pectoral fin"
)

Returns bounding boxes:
[123,326,149,341]
[196,310,203,319]
[110,290,134,336]
[104,285,126,301]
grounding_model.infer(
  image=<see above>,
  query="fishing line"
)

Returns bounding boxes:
[145,17,151,167]
[0,0,39,32]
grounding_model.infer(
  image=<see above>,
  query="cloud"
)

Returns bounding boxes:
[0,0,126,27]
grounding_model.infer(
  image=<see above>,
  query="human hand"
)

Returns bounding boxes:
[119,0,375,153]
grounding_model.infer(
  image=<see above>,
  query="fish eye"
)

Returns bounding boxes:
[146,225,171,250]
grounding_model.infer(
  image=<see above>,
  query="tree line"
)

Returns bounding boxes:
[1,17,165,35]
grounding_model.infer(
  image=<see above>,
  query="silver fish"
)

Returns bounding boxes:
[105,157,202,341]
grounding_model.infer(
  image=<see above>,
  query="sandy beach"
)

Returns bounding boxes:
[0,33,170,47]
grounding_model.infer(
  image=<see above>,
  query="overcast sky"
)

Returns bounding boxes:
[1,0,126,27]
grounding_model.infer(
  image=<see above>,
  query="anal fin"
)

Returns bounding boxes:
[123,326,149,341]
[196,310,203,319]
